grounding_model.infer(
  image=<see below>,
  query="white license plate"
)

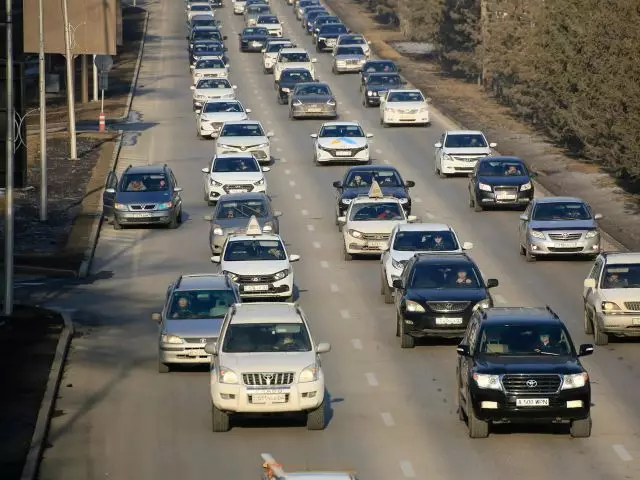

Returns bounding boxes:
[228,189,247,194]
[496,193,517,200]
[307,107,322,112]
[130,212,153,218]
[187,349,206,357]
[326,40,336,45]
[553,242,578,248]
[435,317,463,325]
[366,241,386,249]
[335,150,351,157]
[400,115,415,120]
[244,284,269,292]
[632,317,640,325]
[252,393,286,403]
[516,398,549,407]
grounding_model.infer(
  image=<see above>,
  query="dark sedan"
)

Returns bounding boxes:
[468,156,535,211]
[238,26,270,52]
[362,73,405,107]
[277,68,315,104]
[190,42,229,68]
[315,23,349,52]
[289,82,337,119]
[302,8,327,32]
[188,27,226,53]
[311,15,340,41]
[359,60,399,90]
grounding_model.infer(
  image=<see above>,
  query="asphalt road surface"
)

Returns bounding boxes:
[38,0,640,478]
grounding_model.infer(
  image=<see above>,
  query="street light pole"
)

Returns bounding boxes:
[38,0,47,221]
[61,0,77,159]
[4,0,15,316]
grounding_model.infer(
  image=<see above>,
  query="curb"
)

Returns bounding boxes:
[77,9,150,278]
[13,264,79,277]
[19,309,75,480]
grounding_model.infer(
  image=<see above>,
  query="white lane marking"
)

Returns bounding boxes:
[414,197,423,203]
[424,212,435,219]
[340,309,351,319]
[253,89,258,94]
[383,159,390,164]
[276,147,283,152]
[285,169,291,175]
[345,110,351,114]
[313,241,321,249]
[494,294,507,304]
[307,224,315,232]
[289,180,296,187]
[351,338,363,350]
[281,158,287,163]
[381,412,395,427]
[301,209,309,216]
[267,120,272,124]
[273,137,280,142]
[338,101,344,105]
[399,461,416,478]
[294,193,302,200]
[257,96,262,100]
[330,283,339,292]
[613,445,633,461]
[375,149,382,154]
[365,372,379,386]
[320,260,329,268]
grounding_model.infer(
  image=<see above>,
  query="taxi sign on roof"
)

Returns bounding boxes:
[368,179,383,199]
[246,215,262,236]
[262,453,287,479]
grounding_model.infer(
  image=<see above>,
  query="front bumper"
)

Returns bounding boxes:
[216,146,270,163]
[476,187,533,206]
[440,157,483,175]
[206,182,265,201]
[363,92,382,105]
[234,276,293,298]
[333,61,364,72]
[114,209,173,225]
[240,40,266,51]
[597,312,640,336]
[400,309,471,338]
[159,343,211,364]
[344,233,389,255]
[317,38,337,50]
[291,104,337,118]
[383,111,430,124]
[211,379,324,413]
[527,233,600,257]
[316,145,369,163]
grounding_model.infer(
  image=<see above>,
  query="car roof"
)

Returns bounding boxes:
[352,196,402,205]
[221,120,263,126]
[280,47,308,54]
[479,156,524,163]
[414,252,473,265]
[175,274,230,291]
[387,89,421,94]
[318,22,345,28]
[227,233,282,242]
[230,303,302,324]
[295,81,329,87]
[216,192,270,202]
[534,196,585,204]
[364,59,394,64]
[257,14,277,18]
[124,164,167,174]
[321,121,360,127]
[446,130,485,136]
[478,307,563,326]
[603,252,640,265]
[397,223,453,232]
[345,165,400,174]
[193,25,220,31]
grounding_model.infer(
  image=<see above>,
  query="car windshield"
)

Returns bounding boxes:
[196,59,225,69]
[244,27,269,35]
[319,24,347,34]
[340,36,365,45]
[367,74,401,86]
[194,44,223,54]
[295,84,330,95]
[196,78,231,89]
[364,61,396,73]
[388,91,423,102]
[445,134,487,148]
[320,125,364,137]
[193,31,220,41]
[203,101,243,113]
[299,0,317,7]
[477,160,526,176]
[280,52,310,62]
[222,323,312,353]
[281,70,313,81]
[191,5,211,11]
[258,16,278,23]
[267,43,291,52]
[306,10,326,19]
[316,17,339,25]
[600,264,640,289]
[192,20,216,28]
[344,169,403,187]
[220,123,264,136]
[410,263,482,289]
[349,202,404,221]
[223,239,286,261]
[532,202,591,221]
[121,173,168,192]
[393,230,459,251]
[249,5,270,13]
[477,324,574,356]
[168,290,236,319]
[336,46,364,55]
[216,200,268,219]
[212,156,260,173]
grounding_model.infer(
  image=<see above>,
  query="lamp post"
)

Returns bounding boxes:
[4,0,15,315]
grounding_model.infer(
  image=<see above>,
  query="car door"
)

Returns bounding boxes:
[102,171,118,218]
[170,171,182,209]
[435,133,445,168]
[584,257,604,311]
[381,225,397,267]
[519,202,533,244]
[459,318,479,397]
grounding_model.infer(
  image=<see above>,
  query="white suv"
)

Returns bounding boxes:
[201,153,270,205]
[204,302,331,431]
[273,48,317,83]
[434,130,496,177]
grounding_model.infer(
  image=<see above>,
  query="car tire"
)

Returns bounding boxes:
[380,270,386,295]
[382,275,393,304]
[594,319,609,345]
[519,244,526,256]
[584,307,594,335]
[469,194,475,208]
[168,212,179,229]
[398,316,415,348]
[306,400,326,430]
[467,401,490,438]
[570,416,592,438]
[176,208,183,224]
[362,97,368,107]
[525,247,536,262]
[113,218,122,230]
[439,169,448,179]
[395,313,401,337]
[457,388,466,421]
[474,202,483,212]
[158,361,170,373]
[211,403,231,432]
[343,244,352,261]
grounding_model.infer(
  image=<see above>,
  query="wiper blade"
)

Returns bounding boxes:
[533,349,559,356]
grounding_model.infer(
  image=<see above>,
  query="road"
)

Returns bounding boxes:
[38,0,640,478]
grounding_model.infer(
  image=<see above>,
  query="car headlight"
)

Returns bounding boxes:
[602,301,621,311]
[348,229,363,238]
[585,230,599,238]
[473,373,502,390]
[405,300,425,313]
[391,258,406,270]
[161,334,183,344]
[195,94,207,100]
[529,229,545,239]
[478,182,492,192]
[474,298,491,310]
[114,203,127,210]
[255,142,270,149]
[212,225,224,236]
[157,201,172,210]
[273,268,290,280]
[327,99,336,106]
[195,72,203,78]
[419,107,428,112]
[293,99,302,106]
[398,198,408,204]
[520,181,532,191]
[561,372,588,390]
[281,87,290,92]
[367,90,375,96]
[222,270,239,282]
[299,363,319,383]
[254,178,265,186]
[442,153,454,162]
[217,143,233,149]
[210,178,223,186]
[217,366,239,384]
[341,198,352,205]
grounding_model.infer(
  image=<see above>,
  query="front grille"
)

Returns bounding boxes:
[130,204,156,210]
[624,302,640,311]
[362,233,390,241]
[243,372,295,385]
[223,184,254,193]
[501,374,561,394]
[452,155,484,162]
[548,247,583,252]
[184,337,217,344]
[302,103,327,111]
[402,109,419,114]
[237,273,276,283]
[322,145,367,156]
[494,186,518,194]
[427,301,471,313]
[548,232,583,241]
[346,59,361,65]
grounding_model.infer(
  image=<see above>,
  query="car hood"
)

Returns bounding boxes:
[475,356,584,375]
[278,62,313,70]
[216,136,269,146]
[347,219,407,233]
[211,171,263,183]
[215,217,271,231]
[256,23,281,29]
[318,137,367,149]
[601,289,640,304]
[386,101,427,109]
[477,175,530,186]
[407,288,488,303]
[528,219,597,230]
[279,78,310,88]
[335,54,365,61]
[222,260,290,275]
[391,249,460,263]
[194,68,227,74]
[294,94,332,103]
[194,88,235,97]
[163,318,224,339]
[115,191,171,203]
[342,186,407,200]
[220,351,315,371]
[199,112,248,122]
[241,34,268,41]
[442,147,492,155]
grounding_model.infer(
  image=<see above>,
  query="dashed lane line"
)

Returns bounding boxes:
[613,444,633,461]
[399,461,416,478]
[307,224,315,232]
[289,180,296,187]
[414,197,423,203]
[313,241,321,249]
[365,372,379,387]
[330,283,339,292]
[381,412,395,427]
[351,338,363,350]
[285,169,291,175]
[301,209,309,216]
[294,194,302,200]
[320,260,329,268]
[340,309,351,319]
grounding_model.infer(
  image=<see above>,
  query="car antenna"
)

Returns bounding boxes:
[368,179,383,199]
[245,215,262,236]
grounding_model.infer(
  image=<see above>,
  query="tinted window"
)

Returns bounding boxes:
[121,173,168,192]
[191,5,211,10]
[169,290,236,319]
[316,16,339,25]
[477,160,526,176]
[281,70,313,81]
[222,323,312,353]
[409,263,481,289]
[295,84,331,96]
[363,61,396,73]
[193,31,220,41]
[387,91,424,102]
[393,230,459,252]
[192,20,216,28]
[195,58,225,69]
[319,125,364,137]
[216,200,269,219]
[344,169,403,187]
[336,46,365,55]
[257,15,279,23]
[340,36,365,45]
[477,324,574,356]
[280,52,311,62]
[367,74,401,85]
[319,24,348,34]
[220,123,265,136]
[243,27,269,35]
[349,202,404,221]
[267,42,291,52]
[196,78,232,89]
[445,134,488,148]
[600,264,640,289]
[212,156,260,173]
[203,101,243,113]
[532,202,591,221]
[223,239,286,261]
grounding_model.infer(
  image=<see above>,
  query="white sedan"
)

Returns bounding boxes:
[192,58,229,84]
[195,99,251,138]
[191,78,238,110]
[380,89,430,127]
[255,14,283,37]
[311,121,373,164]
[201,153,270,204]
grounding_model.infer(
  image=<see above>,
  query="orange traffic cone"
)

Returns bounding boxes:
[98,112,106,132]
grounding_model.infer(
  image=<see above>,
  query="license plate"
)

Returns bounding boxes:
[400,115,415,120]
[553,242,578,248]
[307,107,322,112]
[244,284,269,292]
[130,212,153,218]
[632,317,640,325]
[251,393,286,403]
[366,241,386,249]
[335,150,351,157]
[252,41,262,46]
[326,40,336,45]
[435,317,463,325]
[228,189,247,194]
[204,74,217,77]
[496,193,516,200]
[187,349,206,357]
[516,398,549,407]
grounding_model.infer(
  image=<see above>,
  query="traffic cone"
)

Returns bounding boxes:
[98,112,106,132]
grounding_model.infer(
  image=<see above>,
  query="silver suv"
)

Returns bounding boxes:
[518,197,603,261]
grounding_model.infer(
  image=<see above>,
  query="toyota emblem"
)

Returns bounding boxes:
[252,277,260,282]
[526,379,538,388]
[200,338,207,343]
[262,373,274,385]
[561,233,569,238]
[445,303,453,310]
[240,146,247,151]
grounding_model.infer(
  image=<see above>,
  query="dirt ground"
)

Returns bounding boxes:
[0,306,64,480]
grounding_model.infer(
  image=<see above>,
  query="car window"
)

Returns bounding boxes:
[267,43,290,52]
[363,61,396,73]
[193,31,221,41]
[280,52,311,62]
[281,70,313,81]
[196,78,232,89]
[393,230,459,251]
[295,84,330,95]
[349,202,404,221]
[319,125,364,137]
[220,123,265,136]
[244,27,268,35]
[340,36,365,45]
[121,173,168,192]
[191,5,212,11]
[476,324,574,356]
[531,202,592,221]
[203,101,243,113]
[196,59,225,69]
[477,160,526,176]
[258,15,279,23]
[387,91,424,102]
[223,239,286,261]
[445,134,487,148]
[319,24,348,34]
[344,169,402,187]
[192,20,216,28]
[212,156,260,173]
[193,44,223,53]
[316,16,339,24]
[409,263,482,289]
[600,264,640,288]
[336,46,364,55]
[216,200,268,219]
[367,74,401,86]
[168,289,236,319]
[221,323,312,353]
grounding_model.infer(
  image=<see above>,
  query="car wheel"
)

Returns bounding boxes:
[469,194,475,208]
[168,212,179,229]
[457,387,466,421]
[380,270,386,295]
[289,109,296,120]
[439,169,448,179]
[176,208,183,224]
[593,319,609,345]
[211,403,231,432]
[158,361,170,373]
[467,398,490,438]
[382,274,393,304]
[113,218,122,230]
[525,247,536,262]
[570,415,592,438]
[519,244,526,256]
[584,307,594,335]
[400,319,415,349]
[343,244,352,261]
[306,400,326,430]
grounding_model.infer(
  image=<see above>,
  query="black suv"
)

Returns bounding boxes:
[359,60,399,90]
[468,156,536,212]
[393,253,498,348]
[455,307,594,438]
[332,165,415,222]
[277,68,316,104]
[362,73,405,107]
[103,164,183,229]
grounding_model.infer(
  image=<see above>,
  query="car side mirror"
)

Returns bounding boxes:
[583,278,596,289]
[274,210,282,217]
[238,32,242,35]
[223,35,228,40]
[232,85,238,89]
[261,48,266,52]
[105,188,115,194]
[337,216,346,225]
[332,181,342,188]
[529,172,537,178]
[456,344,470,357]
[266,131,275,137]
[310,133,318,138]
[366,133,374,138]
[190,85,196,90]
[425,97,432,103]
[186,35,190,39]
[594,213,603,220]
[489,142,497,148]
[311,58,318,63]
[245,108,252,113]
[262,166,271,172]
[405,180,415,188]
[151,313,162,322]
[519,214,529,221]
[211,255,221,263]
[392,278,403,289]
[289,254,300,262]
[174,187,183,192]
[201,167,210,173]
[434,142,442,148]
[195,109,201,114]
[316,342,331,353]
[407,215,417,223]
[204,341,218,355]
[578,344,594,357]
[486,278,499,288]
[462,242,474,250]
[204,214,213,221]
[367,40,372,44]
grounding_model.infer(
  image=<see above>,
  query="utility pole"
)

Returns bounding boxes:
[61,0,77,159]
[4,0,14,316]
[38,0,47,221]
[479,0,489,87]
[92,55,98,101]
